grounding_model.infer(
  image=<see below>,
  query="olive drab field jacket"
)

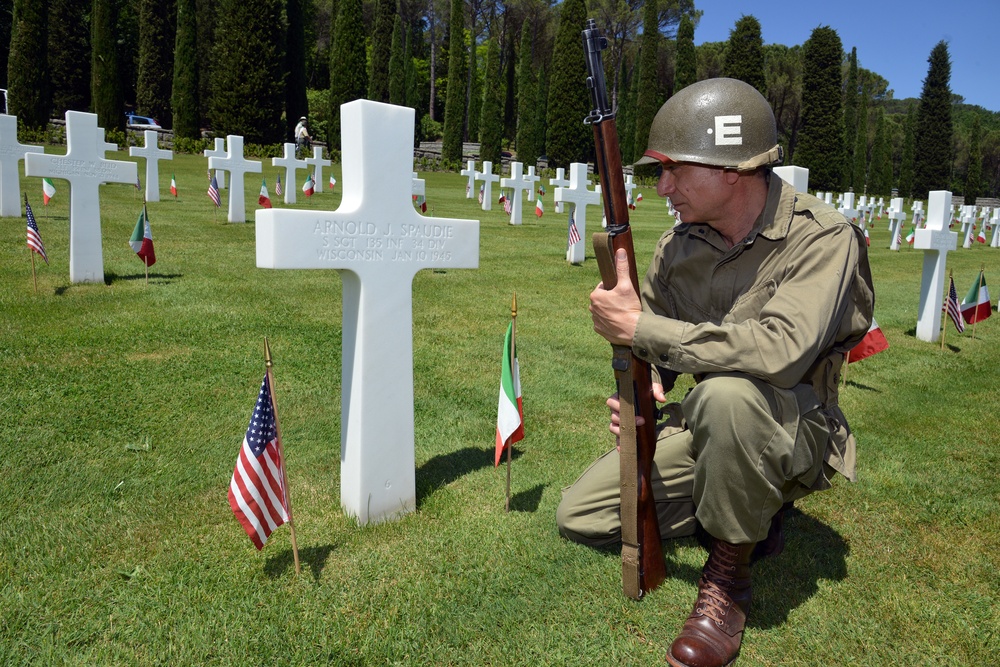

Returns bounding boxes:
[632,175,875,486]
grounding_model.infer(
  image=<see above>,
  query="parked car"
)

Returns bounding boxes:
[125,113,161,130]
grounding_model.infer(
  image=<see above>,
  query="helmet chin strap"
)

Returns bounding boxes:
[736,144,783,171]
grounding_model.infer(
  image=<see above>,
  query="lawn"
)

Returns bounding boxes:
[1,147,998,665]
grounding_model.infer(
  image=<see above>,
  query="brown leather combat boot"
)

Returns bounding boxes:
[666,539,755,667]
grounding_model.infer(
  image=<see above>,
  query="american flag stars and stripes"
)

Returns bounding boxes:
[25,196,48,264]
[478,185,484,205]
[228,374,289,550]
[568,209,581,246]
[275,175,283,197]
[946,275,966,333]
[208,173,221,207]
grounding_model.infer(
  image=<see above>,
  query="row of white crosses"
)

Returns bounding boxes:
[887,197,907,251]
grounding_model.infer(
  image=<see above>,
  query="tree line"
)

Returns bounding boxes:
[2,0,997,199]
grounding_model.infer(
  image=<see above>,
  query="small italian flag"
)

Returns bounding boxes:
[960,270,991,324]
[847,318,889,364]
[905,226,915,245]
[329,174,336,191]
[535,197,544,218]
[129,204,156,267]
[258,178,272,208]
[495,321,524,466]
[170,173,177,197]
[302,174,315,196]
[42,178,56,204]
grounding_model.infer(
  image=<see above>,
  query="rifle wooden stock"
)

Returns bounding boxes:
[583,19,665,600]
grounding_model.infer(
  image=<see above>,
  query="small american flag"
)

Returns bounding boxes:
[208,173,221,207]
[275,175,283,196]
[478,185,484,205]
[946,275,966,333]
[228,374,289,550]
[25,196,48,264]
[503,191,512,215]
[568,209,581,246]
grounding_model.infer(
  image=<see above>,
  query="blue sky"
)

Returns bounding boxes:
[691,1,1000,112]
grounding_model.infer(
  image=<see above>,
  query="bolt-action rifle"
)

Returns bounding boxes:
[582,18,666,600]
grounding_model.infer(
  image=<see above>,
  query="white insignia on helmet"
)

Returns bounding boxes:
[714,115,743,146]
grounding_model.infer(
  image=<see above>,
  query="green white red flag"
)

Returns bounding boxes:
[258,178,272,208]
[302,174,314,196]
[170,173,177,197]
[42,178,56,205]
[129,204,156,267]
[847,318,889,364]
[495,321,524,466]
[960,270,991,324]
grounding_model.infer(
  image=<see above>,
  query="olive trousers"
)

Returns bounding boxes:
[556,372,832,546]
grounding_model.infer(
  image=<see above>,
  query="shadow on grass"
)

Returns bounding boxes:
[264,543,336,581]
[509,483,545,513]
[105,271,184,285]
[416,446,520,508]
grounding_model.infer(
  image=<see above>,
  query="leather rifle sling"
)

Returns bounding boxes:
[593,231,642,599]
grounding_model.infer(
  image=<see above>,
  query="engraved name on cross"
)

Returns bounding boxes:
[272,143,309,205]
[555,162,601,265]
[914,191,958,342]
[0,114,43,217]
[24,111,138,283]
[255,100,480,525]
[208,135,262,223]
[129,130,172,202]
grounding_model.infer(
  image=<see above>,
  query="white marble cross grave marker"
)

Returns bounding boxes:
[204,138,227,189]
[0,114,44,217]
[256,100,480,525]
[838,191,859,225]
[24,111,139,283]
[304,146,332,194]
[912,200,925,229]
[623,173,638,206]
[888,197,907,251]
[773,165,808,193]
[961,205,977,248]
[129,130,172,202]
[272,143,309,205]
[208,135,262,223]
[475,161,500,211]
[524,166,541,202]
[460,160,477,199]
[500,161,532,225]
[549,167,569,214]
[555,162,602,265]
[990,208,1000,248]
[914,191,958,343]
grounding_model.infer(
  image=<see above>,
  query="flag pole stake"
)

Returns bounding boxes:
[505,292,517,512]
[265,337,301,576]
[30,251,37,294]
[971,266,984,341]
[942,270,951,351]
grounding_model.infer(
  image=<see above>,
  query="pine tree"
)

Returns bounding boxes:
[328,0,367,147]
[533,63,548,161]
[368,0,394,103]
[795,26,844,192]
[92,0,124,132]
[912,41,953,198]
[898,102,916,197]
[851,79,868,192]
[171,0,200,139]
[466,37,481,144]
[867,107,893,196]
[8,0,49,129]
[842,47,858,190]
[723,15,765,94]
[619,56,639,166]
[196,0,217,128]
[48,0,90,116]
[137,0,175,126]
[388,14,406,106]
[632,0,661,165]
[964,115,982,204]
[478,37,503,166]
[515,19,538,167]
[286,0,309,138]
[674,14,696,93]
[546,0,592,169]
[210,0,286,144]
[441,0,467,163]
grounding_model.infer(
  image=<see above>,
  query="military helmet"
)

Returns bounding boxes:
[635,77,782,171]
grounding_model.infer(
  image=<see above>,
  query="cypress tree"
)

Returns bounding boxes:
[137,0,175,126]
[795,26,844,192]
[172,0,200,139]
[546,0,592,168]
[328,0,367,147]
[619,56,639,166]
[632,0,661,165]
[964,115,982,204]
[898,102,916,197]
[674,14,696,93]
[368,0,394,103]
[867,107,893,196]
[842,47,858,190]
[8,0,49,129]
[48,0,90,116]
[478,37,503,166]
[467,37,481,144]
[196,0,216,128]
[116,0,140,111]
[388,13,406,106]
[92,0,124,132]
[851,80,868,192]
[210,0,286,144]
[912,41,953,198]
[515,19,537,167]
[0,0,11,88]
[533,62,548,161]
[503,23,517,142]
[723,15,765,94]
[286,0,309,138]
[441,0,467,163]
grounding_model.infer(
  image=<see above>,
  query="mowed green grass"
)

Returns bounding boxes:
[1,148,998,666]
